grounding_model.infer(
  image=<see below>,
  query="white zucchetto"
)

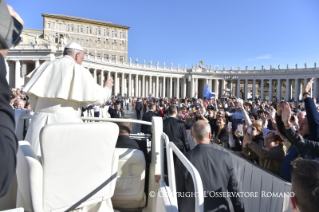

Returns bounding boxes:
[64,42,84,51]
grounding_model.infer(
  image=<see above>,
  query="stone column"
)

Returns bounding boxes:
[169,77,173,98]
[269,79,273,101]
[135,74,139,97]
[244,79,248,100]
[121,72,125,96]
[252,79,256,100]
[35,60,40,68]
[142,75,145,97]
[163,77,166,97]
[114,72,118,95]
[285,78,290,101]
[15,60,20,88]
[156,75,159,98]
[221,79,225,98]
[139,76,142,97]
[277,79,281,101]
[214,79,218,98]
[236,79,240,98]
[129,73,132,97]
[261,79,264,100]
[294,79,299,101]
[100,70,104,86]
[108,71,113,93]
[195,78,198,95]
[5,60,9,84]
[93,69,97,83]
[149,76,152,95]
[190,77,194,97]
[183,77,187,98]
[176,77,180,98]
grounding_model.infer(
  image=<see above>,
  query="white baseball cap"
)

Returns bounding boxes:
[64,42,84,51]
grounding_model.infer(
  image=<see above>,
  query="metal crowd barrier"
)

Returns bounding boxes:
[211,143,292,212]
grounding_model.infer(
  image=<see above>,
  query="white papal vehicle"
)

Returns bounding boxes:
[0,109,292,212]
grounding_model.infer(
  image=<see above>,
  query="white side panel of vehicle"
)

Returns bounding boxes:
[155,187,178,212]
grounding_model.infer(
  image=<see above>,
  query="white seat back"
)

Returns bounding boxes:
[16,122,119,212]
[112,148,146,209]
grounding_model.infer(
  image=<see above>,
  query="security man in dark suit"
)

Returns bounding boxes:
[0,2,22,197]
[108,101,124,118]
[135,98,143,119]
[116,121,139,150]
[163,105,190,153]
[141,104,159,134]
[175,121,244,212]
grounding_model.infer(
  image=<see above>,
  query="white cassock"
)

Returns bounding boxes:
[23,55,111,155]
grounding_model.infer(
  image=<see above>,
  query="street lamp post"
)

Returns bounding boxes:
[224,75,238,98]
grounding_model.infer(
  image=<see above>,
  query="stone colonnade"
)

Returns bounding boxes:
[86,68,192,98]
[5,57,319,101]
[84,68,319,101]
[5,59,42,89]
[221,78,318,101]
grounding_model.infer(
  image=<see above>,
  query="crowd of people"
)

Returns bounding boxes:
[1,2,319,211]
[6,67,319,211]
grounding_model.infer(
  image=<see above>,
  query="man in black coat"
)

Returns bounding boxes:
[0,2,22,197]
[163,105,189,153]
[108,101,124,118]
[176,121,245,212]
[141,104,159,134]
[135,98,143,119]
[116,121,139,150]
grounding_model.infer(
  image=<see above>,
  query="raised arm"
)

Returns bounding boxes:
[303,78,319,140]
[240,105,252,126]
[282,103,319,157]
[276,101,287,138]
[248,142,284,159]
[284,127,319,157]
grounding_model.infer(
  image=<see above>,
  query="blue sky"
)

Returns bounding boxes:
[7,0,319,70]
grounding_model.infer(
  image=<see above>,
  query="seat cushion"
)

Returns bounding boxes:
[112,148,146,208]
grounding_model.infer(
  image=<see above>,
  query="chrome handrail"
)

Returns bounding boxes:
[161,133,204,212]
[81,117,152,125]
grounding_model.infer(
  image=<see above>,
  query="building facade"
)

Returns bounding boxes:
[5,14,319,100]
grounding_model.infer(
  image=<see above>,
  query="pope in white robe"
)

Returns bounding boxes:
[23,43,113,155]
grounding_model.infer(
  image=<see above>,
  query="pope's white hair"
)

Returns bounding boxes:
[63,48,82,57]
